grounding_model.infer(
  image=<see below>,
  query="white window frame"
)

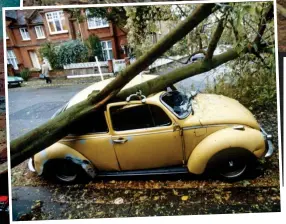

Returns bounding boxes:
[101,40,113,61]
[19,27,31,41]
[86,10,109,29]
[35,26,46,39]
[45,11,68,35]
[7,50,18,70]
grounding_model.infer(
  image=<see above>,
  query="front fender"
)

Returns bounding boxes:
[33,142,96,178]
[187,127,265,174]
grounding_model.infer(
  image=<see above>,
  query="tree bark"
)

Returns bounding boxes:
[5,4,217,173]
[117,47,243,100]
[205,18,225,60]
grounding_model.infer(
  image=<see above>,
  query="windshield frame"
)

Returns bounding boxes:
[160,91,193,120]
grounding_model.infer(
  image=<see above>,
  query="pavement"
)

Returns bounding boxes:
[8,80,281,221]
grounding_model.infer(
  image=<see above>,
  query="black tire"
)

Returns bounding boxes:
[43,159,90,183]
[206,148,256,181]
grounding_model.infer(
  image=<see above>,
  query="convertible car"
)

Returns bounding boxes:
[28,75,273,182]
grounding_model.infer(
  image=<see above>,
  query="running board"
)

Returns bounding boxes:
[97,166,189,177]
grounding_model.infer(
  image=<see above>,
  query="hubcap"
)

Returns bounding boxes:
[219,159,247,179]
[55,161,78,182]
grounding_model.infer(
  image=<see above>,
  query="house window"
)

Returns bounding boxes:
[35,26,46,39]
[7,50,18,70]
[101,40,113,61]
[45,11,68,34]
[19,28,31,41]
[86,10,109,29]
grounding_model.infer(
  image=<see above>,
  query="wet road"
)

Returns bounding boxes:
[8,84,281,221]
[8,85,87,140]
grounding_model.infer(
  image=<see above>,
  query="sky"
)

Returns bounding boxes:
[0,0,20,38]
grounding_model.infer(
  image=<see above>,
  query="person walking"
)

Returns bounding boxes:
[41,61,52,84]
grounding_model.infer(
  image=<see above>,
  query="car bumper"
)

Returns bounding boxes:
[28,158,36,172]
[260,127,274,158]
[8,81,23,85]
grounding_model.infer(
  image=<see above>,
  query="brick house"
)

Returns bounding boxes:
[5,9,128,74]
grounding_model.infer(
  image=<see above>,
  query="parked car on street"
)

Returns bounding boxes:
[28,75,273,182]
[7,76,23,87]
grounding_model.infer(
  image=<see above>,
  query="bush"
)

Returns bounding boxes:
[204,55,276,111]
[57,40,88,66]
[20,68,31,81]
[39,40,89,69]
[39,42,60,69]
[84,34,104,61]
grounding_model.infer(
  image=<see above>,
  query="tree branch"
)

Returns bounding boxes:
[117,47,244,100]
[205,18,225,60]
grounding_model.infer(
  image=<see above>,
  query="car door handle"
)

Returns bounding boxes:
[113,138,128,144]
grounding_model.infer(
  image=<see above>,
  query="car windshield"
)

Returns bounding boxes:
[161,91,193,119]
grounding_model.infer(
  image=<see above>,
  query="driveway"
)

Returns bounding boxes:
[8,83,281,221]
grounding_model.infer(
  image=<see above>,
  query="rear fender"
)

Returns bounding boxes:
[187,127,265,174]
[34,143,96,178]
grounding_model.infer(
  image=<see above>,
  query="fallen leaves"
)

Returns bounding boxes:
[181,195,189,201]
[172,189,179,196]
[153,196,160,201]
[114,197,124,205]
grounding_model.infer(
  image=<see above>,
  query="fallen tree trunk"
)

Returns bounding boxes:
[117,47,241,100]
[6,4,217,172]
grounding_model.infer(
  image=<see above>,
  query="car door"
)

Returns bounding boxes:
[61,110,120,171]
[107,101,183,171]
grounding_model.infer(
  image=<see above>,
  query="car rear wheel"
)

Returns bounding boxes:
[55,160,79,183]
[43,159,94,183]
[207,148,255,180]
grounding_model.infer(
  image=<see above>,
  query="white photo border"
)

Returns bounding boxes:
[2,1,283,224]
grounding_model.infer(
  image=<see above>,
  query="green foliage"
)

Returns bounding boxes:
[57,40,88,66]
[40,40,88,69]
[84,34,104,61]
[39,42,60,69]
[20,68,31,81]
[205,54,276,111]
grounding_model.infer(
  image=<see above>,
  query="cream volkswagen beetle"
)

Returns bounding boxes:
[28,75,274,182]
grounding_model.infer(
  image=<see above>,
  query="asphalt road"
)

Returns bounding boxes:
[8,84,281,221]
[8,85,87,140]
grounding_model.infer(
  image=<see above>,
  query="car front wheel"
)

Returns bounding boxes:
[207,148,255,180]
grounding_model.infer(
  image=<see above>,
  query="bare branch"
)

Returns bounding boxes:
[205,18,225,60]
